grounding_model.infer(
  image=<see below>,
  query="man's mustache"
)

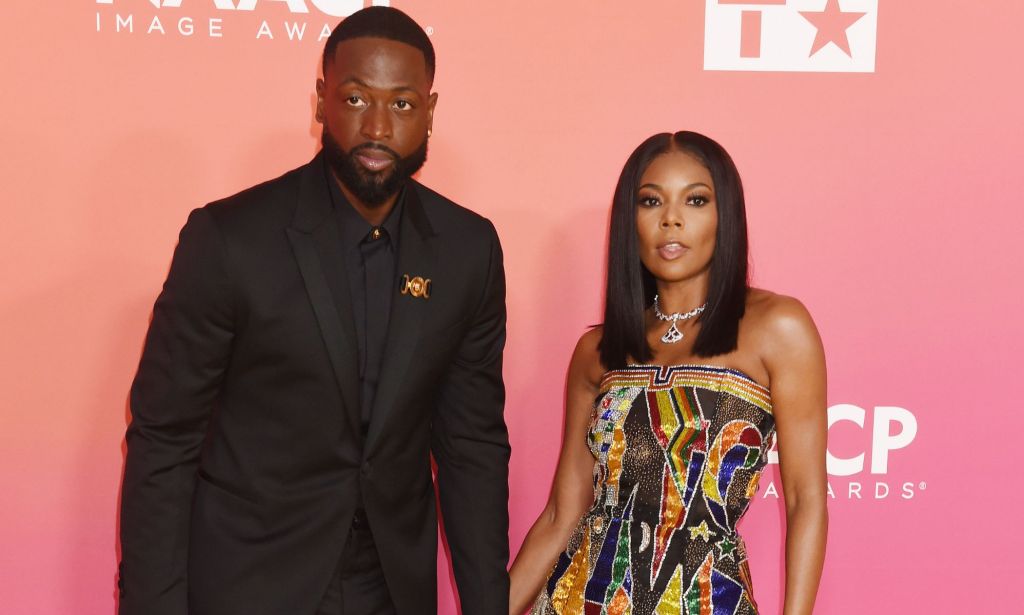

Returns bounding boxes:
[349,143,401,160]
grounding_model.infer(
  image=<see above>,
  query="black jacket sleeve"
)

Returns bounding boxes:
[431,221,511,615]
[118,208,235,615]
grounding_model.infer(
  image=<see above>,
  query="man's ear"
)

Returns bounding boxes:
[426,92,438,136]
[315,78,325,124]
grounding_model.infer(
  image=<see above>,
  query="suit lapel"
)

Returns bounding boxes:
[365,184,436,451]
[286,154,362,437]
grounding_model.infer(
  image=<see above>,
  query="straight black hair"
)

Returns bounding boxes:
[599,131,749,369]
[322,6,435,84]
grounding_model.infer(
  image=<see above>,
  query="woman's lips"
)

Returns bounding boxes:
[658,242,687,260]
[355,153,395,172]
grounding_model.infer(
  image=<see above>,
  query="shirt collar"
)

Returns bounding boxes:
[324,157,404,248]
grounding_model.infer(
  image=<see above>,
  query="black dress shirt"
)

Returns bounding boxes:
[326,163,403,435]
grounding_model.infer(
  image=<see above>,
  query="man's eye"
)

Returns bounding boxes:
[393,100,412,110]
[345,96,365,106]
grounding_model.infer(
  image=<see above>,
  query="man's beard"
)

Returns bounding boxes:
[321,127,428,207]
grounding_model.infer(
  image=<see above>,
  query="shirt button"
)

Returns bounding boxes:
[371,228,382,240]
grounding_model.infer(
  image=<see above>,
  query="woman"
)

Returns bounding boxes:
[509,132,827,614]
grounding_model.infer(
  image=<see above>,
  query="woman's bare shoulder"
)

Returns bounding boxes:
[569,326,607,388]
[745,288,822,363]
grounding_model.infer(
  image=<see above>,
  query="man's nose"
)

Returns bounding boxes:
[360,104,392,141]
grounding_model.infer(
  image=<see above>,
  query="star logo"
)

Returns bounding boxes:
[716,537,738,561]
[799,0,868,57]
[688,520,716,543]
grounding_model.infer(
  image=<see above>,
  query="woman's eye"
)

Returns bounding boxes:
[688,195,709,207]
[638,196,661,207]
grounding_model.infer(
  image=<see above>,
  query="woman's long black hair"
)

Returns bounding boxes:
[598,131,749,369]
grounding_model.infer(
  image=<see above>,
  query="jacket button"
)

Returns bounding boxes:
[361,461,372,476]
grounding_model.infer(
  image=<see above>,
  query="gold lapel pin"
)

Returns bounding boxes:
[401,275,431,299]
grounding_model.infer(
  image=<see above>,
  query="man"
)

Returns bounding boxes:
[118,7,510,615]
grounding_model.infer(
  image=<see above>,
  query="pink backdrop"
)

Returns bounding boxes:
[2,1,1023,613]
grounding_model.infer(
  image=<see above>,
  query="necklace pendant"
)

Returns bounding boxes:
[661,322,684,344]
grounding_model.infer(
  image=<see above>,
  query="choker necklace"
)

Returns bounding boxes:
[653,295,706,344]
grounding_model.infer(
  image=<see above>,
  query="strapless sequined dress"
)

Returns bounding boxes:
[532,365,775,615]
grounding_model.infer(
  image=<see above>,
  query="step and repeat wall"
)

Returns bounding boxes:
[2,1,1021,613]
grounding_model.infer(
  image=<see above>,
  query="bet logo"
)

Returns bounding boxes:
[704,0,879,73]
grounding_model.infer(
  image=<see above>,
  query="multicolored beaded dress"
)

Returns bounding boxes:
[532,365,775,615]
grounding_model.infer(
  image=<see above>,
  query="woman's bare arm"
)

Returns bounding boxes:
[761,296,829,615]
[508,329,604,614]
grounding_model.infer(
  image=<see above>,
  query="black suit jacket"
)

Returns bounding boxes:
[119,153,510,615]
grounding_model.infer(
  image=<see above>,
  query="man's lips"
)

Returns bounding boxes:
[657,241,688,260]
[354,151,395,172]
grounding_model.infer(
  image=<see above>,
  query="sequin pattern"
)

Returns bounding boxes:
[532,365,774,615]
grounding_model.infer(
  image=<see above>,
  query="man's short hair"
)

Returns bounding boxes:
[322,7,436,84]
